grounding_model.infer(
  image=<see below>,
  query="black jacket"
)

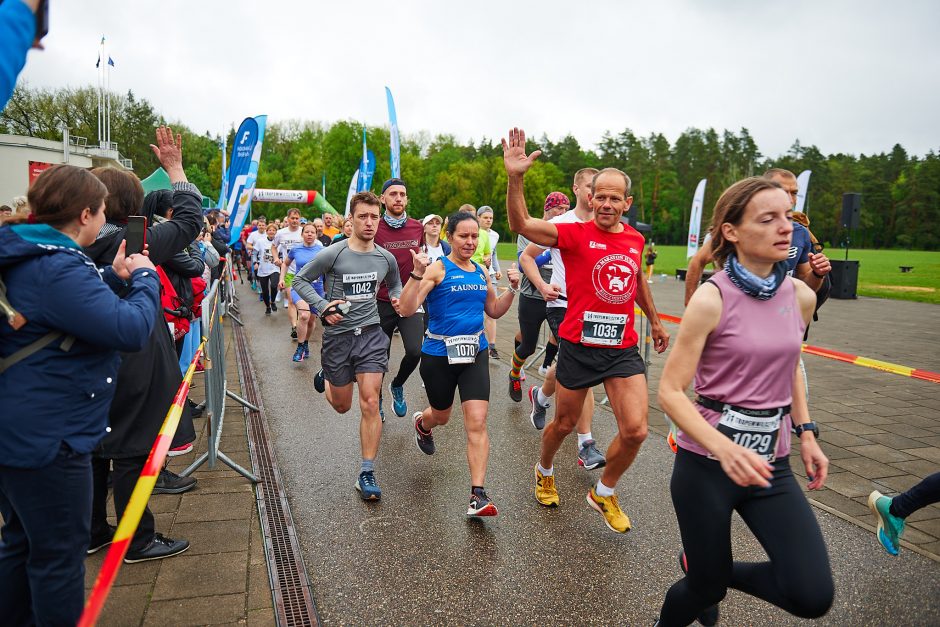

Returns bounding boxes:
[162,246,204,313]
[84,185,203,458]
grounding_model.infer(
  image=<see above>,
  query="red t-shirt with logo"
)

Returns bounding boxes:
[556,221,645,348]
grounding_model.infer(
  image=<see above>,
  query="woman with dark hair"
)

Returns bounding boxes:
[0,164,159,625]
[655,177,833,626]
[84,126,205,563]
[397,211,520,518]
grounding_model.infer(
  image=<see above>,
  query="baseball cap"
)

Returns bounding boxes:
[381,178,407,194]
[422,214,443,226]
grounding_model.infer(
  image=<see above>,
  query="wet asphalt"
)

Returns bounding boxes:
[238,284,940,626]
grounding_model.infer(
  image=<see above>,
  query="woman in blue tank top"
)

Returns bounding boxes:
[398,212,520,518]
[282,223,325,362]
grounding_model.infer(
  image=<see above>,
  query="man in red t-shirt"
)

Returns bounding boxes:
[503,127,670,533]
[374,178,425,420]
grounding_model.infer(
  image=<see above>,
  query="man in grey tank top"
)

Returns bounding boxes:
[293,192,402,501]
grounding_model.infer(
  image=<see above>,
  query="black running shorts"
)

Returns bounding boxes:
[555,339,646,390]
[419,351,490,410]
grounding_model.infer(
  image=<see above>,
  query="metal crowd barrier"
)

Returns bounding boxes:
[181,255,258,482]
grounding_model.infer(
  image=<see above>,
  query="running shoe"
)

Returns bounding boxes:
[302,343,310,359]
[355,471,381,500]
[390,383,407,417]
[586,488,631,533]
[414,412,435,455]
[528,384,549,430]
[265,307,271,316]
[868,490,904,556]
[489,347,500,359]
[314,369,325,394]
[292,345,305,362]
[290,326,297,340]
[534,464,559,507]
[467,488,498,517]
[666,417,679,455]
[167,442,193,457]
[538,365,549,376]
[678,550,720,626]
[271,302,277,312]
[87,524,117,555]
[578,439,607,470]
[508,374,523,403]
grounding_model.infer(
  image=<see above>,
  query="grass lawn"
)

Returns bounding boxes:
[495,242,940,304]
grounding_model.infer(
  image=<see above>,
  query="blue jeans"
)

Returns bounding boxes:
[0,444,92,626]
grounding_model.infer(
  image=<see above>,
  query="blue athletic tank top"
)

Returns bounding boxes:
[422,256,489,357]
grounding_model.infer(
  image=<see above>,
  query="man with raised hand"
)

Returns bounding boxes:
[503,128,669,533]
[374,178,425,420]
[293,192,402,501]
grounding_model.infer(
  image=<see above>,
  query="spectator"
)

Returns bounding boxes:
[0,204,12,223]
[84,127,203,563]
[0,164,159,625]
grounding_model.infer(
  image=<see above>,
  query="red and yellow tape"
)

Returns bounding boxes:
[79,343,204,627]
[635,307,940,385]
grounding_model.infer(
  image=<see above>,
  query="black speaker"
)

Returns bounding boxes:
[829,260,859,299]
[841,193,861,229]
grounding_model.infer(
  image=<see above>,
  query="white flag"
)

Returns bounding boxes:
[686,179,707,259]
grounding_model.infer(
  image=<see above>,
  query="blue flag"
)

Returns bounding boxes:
[357,127,375,192]
[224,116,267,245]
[385,87,401,178]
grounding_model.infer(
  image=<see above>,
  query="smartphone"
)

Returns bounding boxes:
[35,0,49,46]
[124,216,147,256]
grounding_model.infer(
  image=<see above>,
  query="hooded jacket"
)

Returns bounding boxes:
[84,183,203,458]
[0,223,159,468]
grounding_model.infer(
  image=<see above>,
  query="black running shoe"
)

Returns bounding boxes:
[678,550,720,626]
[414,412,435,455]
[124,533,190,563]
[153,468,197,495]
[87,524,117,554]
[314,369,325,393]
[467,488,498,517]
[508,374,523,403]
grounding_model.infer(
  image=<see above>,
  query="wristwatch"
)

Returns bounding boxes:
[793,422,819,438]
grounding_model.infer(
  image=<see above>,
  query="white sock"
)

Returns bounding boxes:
[537,462,553,476]
[578,432,593,447]
[595,479,615,497]
[536,387,550,407]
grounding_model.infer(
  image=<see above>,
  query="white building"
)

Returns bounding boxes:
[0,130,132,206]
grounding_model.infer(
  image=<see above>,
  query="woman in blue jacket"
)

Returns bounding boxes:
[0,164,160,626]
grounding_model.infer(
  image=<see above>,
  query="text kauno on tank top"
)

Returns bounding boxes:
[677,271,805,460]
[555,220,645,349]
[422,256,490,357]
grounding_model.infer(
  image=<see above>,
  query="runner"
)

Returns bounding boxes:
[332,215,354,245]
[374,178,425,419]
[252,223,280,314]
[869,473,940,556]
[322,212,341,239]
[272,208,304,340]
[477,207,503,359]
[280,223,325,362]
[503,128,669,533]
[246,215,267,293]
[509,191,567,408]
[656,176,833,626]
[293,192,402,500]
[518,170,608,472]
[397,211,521,517]
[420,214,450,264]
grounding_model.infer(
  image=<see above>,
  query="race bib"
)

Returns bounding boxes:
[444,334,479,364]
[342,272,378,302]
[581,311,627,346]
[714,406,782,462]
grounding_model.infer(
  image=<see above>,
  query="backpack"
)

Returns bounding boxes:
[0,272,74,374]
[156,266,190,341]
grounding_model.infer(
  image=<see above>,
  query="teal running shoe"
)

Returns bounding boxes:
[868,490,904,556]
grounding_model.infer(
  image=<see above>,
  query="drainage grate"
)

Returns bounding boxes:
[233,321,320,626]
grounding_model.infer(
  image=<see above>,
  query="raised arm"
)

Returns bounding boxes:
[398,250,442,318]
[502,128,558,247]
[483,263,520,319]
[145,127,203,265]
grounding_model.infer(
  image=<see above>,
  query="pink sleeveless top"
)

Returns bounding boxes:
[677,271,805,460]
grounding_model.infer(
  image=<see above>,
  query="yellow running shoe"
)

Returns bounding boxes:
[587,488,631,533]
[534,464,559,506]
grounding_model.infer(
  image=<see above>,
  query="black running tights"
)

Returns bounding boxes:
[658,449,834,626]
[258,274,278,308]
[891,472,940,519]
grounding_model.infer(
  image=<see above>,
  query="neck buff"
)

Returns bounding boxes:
[724,252,788,300]
[383,213,408,229]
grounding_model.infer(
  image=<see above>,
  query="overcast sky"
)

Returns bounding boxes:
[15,0,940,158]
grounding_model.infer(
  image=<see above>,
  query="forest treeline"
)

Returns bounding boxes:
[3,85,938,250]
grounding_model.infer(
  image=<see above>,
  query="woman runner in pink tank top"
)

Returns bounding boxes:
[654,177,833,626]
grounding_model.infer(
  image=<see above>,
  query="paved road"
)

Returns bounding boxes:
[240,283,939,626]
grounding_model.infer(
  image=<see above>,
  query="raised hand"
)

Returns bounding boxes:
[507,263,521,290]
[501,127,541,177]
[150,126,187,183]
[410,248,430,276]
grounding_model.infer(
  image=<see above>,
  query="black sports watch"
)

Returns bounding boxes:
[794,422,819,438]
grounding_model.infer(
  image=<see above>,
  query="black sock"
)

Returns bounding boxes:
[514,337,521,351]
[542,342,558,368]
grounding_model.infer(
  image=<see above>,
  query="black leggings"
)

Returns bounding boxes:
[659,449,834,626]
[891,472,940,518]
[258,274,278,308]
[379,300,424,388]
[515,295,550,360]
